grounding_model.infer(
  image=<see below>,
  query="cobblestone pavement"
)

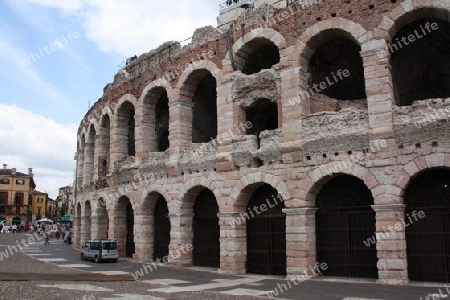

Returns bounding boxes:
[0,233,448,300]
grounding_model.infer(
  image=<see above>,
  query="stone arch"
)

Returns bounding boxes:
[298,18,368,69]
[395,153,450,199]
[304,163,379,205]
[181,177,219,206]
[225,28,286,73]
[377,5,450,106]
[138,86,170,153]
[91,197,109,240]
[297,18,368,114]
[175,60,221,101]
[231,172,289,212]
[175,64,219,144]
[374,3,450,44]
[139,79,175,103]
[115,94,138,114]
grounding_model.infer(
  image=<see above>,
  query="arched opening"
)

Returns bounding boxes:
[153,196,171,261]
[316,175,377,279]
[126,202,135,257]
[240,38,280,75]
[246,184,286,275]
[391,19,450,106]
[143,87,169,152]
[116,197,135,258]
[308,35,366,113]
[85,126,96,184]
[99,115,111,177]
[117,101,136,156]
[405,168,450,282]
[193,189,220,268]
[192,72,217,143]
[156,91,169,152]
[246,98,278,147]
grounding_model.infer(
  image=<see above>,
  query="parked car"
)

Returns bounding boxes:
[80,240,119,263]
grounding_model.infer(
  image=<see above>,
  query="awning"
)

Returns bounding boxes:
[59,216,72,222]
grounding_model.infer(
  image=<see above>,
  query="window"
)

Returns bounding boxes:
[37,208,41,216]
[15,179,24,185]
[0,192,7,204]
[37,198,43,204]
[0,179,10,184]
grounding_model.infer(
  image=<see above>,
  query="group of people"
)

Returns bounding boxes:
[0,223,29,233]
[0,221,72,245]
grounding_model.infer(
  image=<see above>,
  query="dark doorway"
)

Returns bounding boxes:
[391,19,450,106]
[193,189,220,268]
[126,202,135,257]
[405,169,450,282]
[154,196,171,261]
[316,175,377,279]
[246,184,286,275]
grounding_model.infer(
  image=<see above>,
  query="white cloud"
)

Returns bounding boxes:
[0,104,77,198]
[22,0,219,57]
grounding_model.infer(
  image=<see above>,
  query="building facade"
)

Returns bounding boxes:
[55,185,73,221]
[74,0,450,285]
[0,165,35,225]
[31,190,48,222]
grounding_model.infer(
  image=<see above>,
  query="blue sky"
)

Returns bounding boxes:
[0,0,219,199]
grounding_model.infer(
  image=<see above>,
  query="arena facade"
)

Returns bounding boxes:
[74,0,450,285]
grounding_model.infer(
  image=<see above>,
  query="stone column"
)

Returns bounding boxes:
[283,207,318,279]
[133,214,154,262]
[372,204,408,285]
[280,66,304,163]
[215,77,236,172]
[135,110,155,159]
[167,101,193,176]
[76,150,84,191]
[92,134,104,181]
[361,39,396,145]
[168,212,194,266]
[91,203,108,240]
[73,216,81,248]
[80,209,91,245]
[110,117,129,169]
[83,139,94,187]
[218,212,246,275]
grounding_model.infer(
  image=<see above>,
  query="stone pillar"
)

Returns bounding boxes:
[168,212,194,266]
[80,210,91,245]
[218,213,246,275]
[83,139,94,187]
[93,134,104,181]
[109,207,127,257]
[372,204,408,285]
[73,216,81,248]
[91,203,108,240]
[280,66,304,163]
[361,39,396,144]
[135,110,155,159]
[110,117,129,168]
[133,214,154,262]
[283,207,318,279]
[215,77,236,172]
[76,150,84,191]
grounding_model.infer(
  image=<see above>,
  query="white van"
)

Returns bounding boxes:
[81,240,119,263]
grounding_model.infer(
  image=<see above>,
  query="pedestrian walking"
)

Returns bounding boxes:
[44,232,49,246]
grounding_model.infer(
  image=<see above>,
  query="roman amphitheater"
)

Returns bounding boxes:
[74,0,450,284]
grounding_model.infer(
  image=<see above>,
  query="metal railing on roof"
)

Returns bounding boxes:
[219,0,254,14]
